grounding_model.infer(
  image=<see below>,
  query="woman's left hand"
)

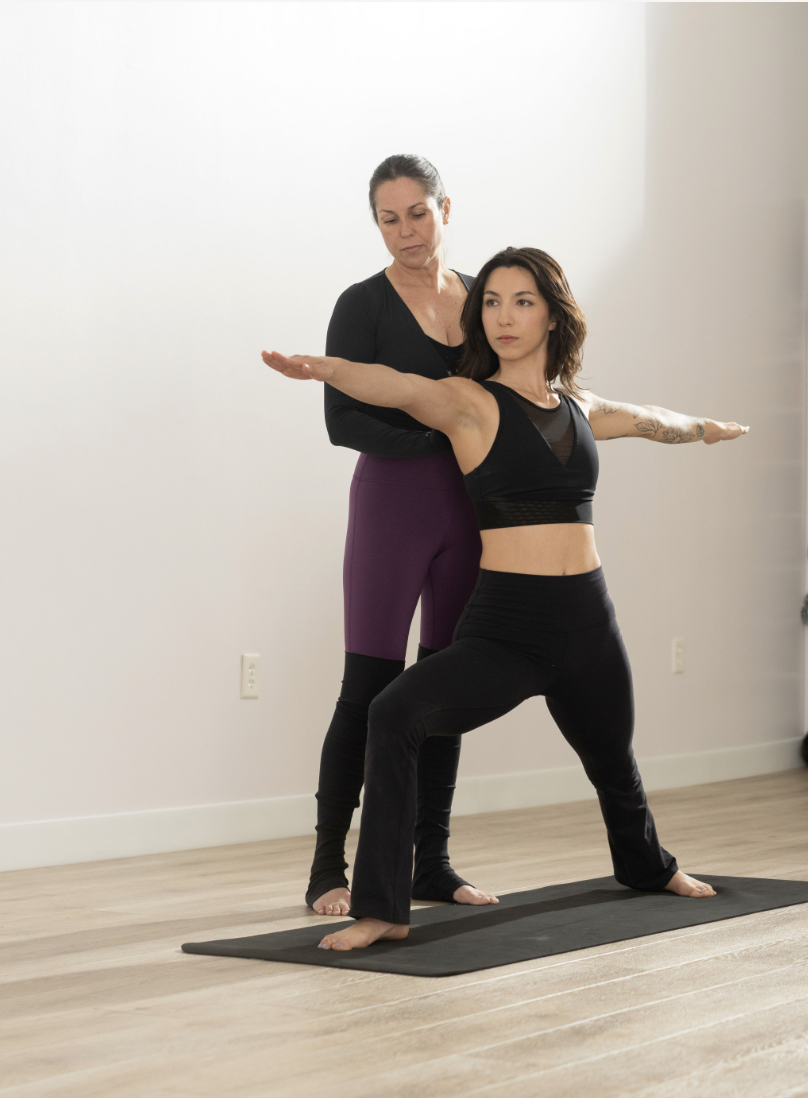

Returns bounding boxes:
[261,351,338,382]
[703,420,750,444]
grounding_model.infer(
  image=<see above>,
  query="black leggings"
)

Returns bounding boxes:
[349,568,678,924]
[305,648,469,907]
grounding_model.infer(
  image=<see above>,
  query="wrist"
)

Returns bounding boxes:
[326,356,349,381]
[701,419,718,442]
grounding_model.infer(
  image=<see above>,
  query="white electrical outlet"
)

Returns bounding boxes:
[672,638,685,674]
[241,654,259,699]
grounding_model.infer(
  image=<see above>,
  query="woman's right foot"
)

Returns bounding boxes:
[453,884,499,906]
[310,887,352,915]
[318,917,408,950]
[664,871,716,897]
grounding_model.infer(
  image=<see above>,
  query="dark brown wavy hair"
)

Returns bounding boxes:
[458,247,587,397]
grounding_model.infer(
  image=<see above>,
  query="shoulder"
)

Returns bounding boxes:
[439,375,483,392]
[568,391,594,420]
[331,272,387,316]
[439,376,496,412]
[454,270,476,292]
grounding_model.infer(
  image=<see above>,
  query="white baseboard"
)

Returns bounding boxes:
[0,794,316,874]
[451,736,805,816]
[1,737,803,873]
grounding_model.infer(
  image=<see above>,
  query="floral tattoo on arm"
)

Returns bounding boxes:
[589,398,705,443]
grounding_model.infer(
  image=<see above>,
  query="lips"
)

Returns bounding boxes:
[498,336,517,343]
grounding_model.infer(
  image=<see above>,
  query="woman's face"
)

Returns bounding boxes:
[482,266,556,361]
[374,177,449,269]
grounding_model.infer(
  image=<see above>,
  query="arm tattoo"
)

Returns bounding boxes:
[660,426,691,444]
[659,423,703,444]
[591,396,705,443]
[635,414,663,437]
[590,397,630,416]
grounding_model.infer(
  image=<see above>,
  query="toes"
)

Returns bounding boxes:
[317,934,352,951]
[454,886,499,906]
[691,879,716,897]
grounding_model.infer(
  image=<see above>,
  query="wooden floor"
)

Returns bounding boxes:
[2,770,808,1097]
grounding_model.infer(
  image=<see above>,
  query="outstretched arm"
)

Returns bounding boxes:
[262,351,475,436]
[586,395,749,445]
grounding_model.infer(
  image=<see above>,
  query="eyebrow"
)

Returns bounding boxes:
[483,289,537,297]
[378,203,428,215]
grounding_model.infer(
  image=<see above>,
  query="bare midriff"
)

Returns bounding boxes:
[479,523,601,576]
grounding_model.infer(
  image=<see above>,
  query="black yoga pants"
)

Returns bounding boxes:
[349,567,678,925]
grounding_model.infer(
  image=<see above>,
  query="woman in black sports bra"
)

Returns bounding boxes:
[263,246,749,952]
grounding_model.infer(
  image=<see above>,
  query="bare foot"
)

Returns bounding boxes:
[311,887,351,915]
[453,884,499,906]
[664,870,716,898]
[318,917,409,951]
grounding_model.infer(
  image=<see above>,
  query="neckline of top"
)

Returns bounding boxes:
[382,268,469,349]
[488,380,563,413]
[427,334,464,351]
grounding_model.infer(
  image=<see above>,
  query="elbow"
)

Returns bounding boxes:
[326,425,348,448]
[324,412,348,448]
[326,418,361,450]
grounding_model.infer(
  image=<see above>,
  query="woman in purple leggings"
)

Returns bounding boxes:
[306,155,496,915]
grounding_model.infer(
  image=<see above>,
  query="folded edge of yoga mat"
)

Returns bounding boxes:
[181,874,808,978]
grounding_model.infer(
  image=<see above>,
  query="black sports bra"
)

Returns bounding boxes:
[463,381,599,530]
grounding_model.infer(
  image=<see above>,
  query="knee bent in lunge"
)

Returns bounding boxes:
[367,688,425,750]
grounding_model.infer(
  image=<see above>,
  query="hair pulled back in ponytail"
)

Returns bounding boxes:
[368,154,445,222]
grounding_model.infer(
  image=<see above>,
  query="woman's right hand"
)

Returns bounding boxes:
[261,351,339,382]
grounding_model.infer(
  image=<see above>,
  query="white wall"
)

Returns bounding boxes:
[1,2,806,870]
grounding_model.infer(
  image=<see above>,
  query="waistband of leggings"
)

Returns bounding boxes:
[456,566,615,637]
[478,566,607,594]
[354,450,466,490]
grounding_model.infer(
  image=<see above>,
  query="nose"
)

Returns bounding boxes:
[498,305,514,326]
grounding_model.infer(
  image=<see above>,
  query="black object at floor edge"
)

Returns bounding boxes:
[181,874,808,978]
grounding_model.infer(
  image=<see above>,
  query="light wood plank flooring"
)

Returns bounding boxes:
[2,769,808,1097]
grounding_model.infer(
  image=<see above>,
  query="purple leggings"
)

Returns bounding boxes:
[306,450,482,907]
[344,451,482,659]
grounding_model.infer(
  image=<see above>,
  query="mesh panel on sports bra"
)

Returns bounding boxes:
[510,390,574,466]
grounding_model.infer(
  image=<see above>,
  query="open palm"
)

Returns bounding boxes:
[261,351,335,382]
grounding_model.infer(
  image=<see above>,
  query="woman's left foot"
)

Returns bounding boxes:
[318,917,408,951]
[664,870,716,897]
[453,884,499,905]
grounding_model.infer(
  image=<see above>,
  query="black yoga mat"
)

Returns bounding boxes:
[181,874,808,978]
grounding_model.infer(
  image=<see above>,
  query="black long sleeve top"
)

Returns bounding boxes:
[324,268,475,457]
